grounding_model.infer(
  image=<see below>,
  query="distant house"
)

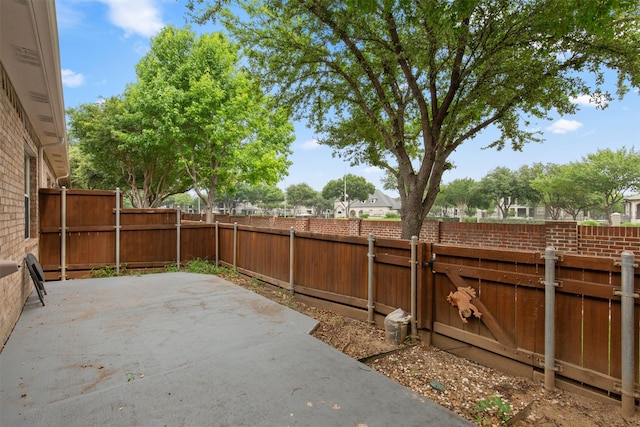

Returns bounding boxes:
[624,194,640,224]
[334,189,401,218]
[1,0,70,344]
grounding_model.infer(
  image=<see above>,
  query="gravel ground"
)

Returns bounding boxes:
[233,276,639,427]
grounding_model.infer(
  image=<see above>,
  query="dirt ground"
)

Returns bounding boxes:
[231,275,639,427]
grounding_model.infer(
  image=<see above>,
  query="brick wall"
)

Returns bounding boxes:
[361,220,402,239]
[308,218,351,235]
[546,221,578,253]
[0,70,41,345]
[578,225,640,257]
[189,209,639,258]
[439,222,547,251]
[253,216,639,258]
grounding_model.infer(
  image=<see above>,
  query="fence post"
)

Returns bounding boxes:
[61,186,67,281]
[176,209,181,269]
[617,251,638,418]
[367,233,375,324]
[410,236,418,337]
[215,221,219,268]
[233,222,237,270]
[115,188,120,275]
[543,246,558,391]
[289,227,295,295]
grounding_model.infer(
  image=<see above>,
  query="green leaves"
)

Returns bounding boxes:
[190,0,639,236]
[68,25,294,211]
[136,27,294,219]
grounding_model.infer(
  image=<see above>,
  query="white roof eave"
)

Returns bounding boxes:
[0,0,69,183]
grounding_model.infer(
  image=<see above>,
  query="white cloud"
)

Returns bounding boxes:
[571,92,611,108]
[301,139,320,150]
[99,0,164,38]
[570,95,596,107]
[547,119,583,134]
[61,69,86,88]
[363,166,382,174]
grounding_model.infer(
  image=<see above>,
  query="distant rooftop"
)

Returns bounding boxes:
[350,189,401,210]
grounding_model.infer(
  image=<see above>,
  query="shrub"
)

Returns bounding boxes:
[91,265,121,278]
[182,259,219,275]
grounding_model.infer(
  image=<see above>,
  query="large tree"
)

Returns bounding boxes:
[67,96,190,207]
[135,26,295,221]
[67,143,105,190]
[322,174,376,217]
[189,0,640,238]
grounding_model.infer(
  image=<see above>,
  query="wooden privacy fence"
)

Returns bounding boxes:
[431,245,639,411]
[39,188,216,277]
[39,188,639,411]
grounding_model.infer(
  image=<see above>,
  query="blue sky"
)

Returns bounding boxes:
[56,0,639,195]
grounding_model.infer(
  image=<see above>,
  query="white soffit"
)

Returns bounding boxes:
[1,0,69,181]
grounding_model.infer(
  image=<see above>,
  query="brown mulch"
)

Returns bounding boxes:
[230,274,638,427]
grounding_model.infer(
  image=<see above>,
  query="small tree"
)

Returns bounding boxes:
[286,183,318,216]
[440,178,479,219]
[530,163,599,220]
[309,193,333,217]
[478,168,521,219]
[322,174,376,217]
[581,148,640,223]
[244,183,284,215]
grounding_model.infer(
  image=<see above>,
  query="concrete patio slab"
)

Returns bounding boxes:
[0,272,472,426]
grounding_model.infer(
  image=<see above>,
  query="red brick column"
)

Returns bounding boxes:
[419,219,441,242]
[545,221,578,253]
[347,218,362,236]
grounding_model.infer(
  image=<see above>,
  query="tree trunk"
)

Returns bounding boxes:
[399,188,427,239]
[396,153,445,239]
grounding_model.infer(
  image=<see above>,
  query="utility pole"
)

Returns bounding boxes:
[343,172,349,218]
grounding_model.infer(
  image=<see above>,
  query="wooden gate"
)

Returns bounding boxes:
[429,243,640,398]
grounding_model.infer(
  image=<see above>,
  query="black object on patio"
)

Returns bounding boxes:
[25,253,47,306]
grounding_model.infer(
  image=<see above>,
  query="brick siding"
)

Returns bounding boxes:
[1,70,42,345]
